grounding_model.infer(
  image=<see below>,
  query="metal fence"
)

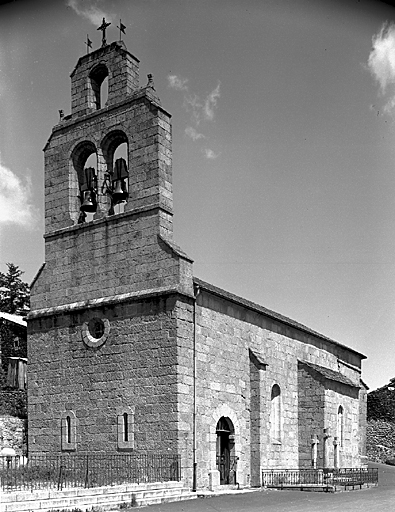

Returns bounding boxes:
[0,453,181,492]
[262,468,378,489]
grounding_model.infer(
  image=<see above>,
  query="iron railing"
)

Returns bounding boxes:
[0,453,181,492]
[262,468,378,489]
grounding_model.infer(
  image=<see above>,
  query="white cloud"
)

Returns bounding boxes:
[204,148,220,160]
[168,75,188,91]
[169,75,221,156]
[383,96,395,115]
[184,95,203,124]
[66,0,114,26]
[367,22,395,115]
[168,75,221,124]
[185,127,205,141]
[203,83,221,121]
[0,161,38,228]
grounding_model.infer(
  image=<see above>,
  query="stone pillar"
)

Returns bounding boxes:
[208,469,220,491]
[311,434,319,469]
[323,428,331,469]
[333,436,339,469]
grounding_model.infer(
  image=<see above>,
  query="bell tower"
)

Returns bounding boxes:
[31,39,190,310]
[28,36,194,459]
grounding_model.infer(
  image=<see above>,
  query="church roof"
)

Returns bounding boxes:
[300,360,358,388]
[0,312,27,328]
[193,277,366,360]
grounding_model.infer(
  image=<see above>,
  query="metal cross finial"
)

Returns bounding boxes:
[85,34,92,54]
[97,17,111,47]
[117,19,126,41]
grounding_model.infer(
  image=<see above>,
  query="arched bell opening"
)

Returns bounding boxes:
[89,64,109,110]
[100,76,109,109]
[71,141,98,224]
[216,416,237,485]
[101,131,129,216]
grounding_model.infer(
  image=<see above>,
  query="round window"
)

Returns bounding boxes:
[88,318,105,339]
[82,317,110,348]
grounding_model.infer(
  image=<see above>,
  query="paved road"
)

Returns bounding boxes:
[146,462,395,512]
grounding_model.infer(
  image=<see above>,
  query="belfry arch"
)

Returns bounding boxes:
[70,140,98,223]
[89,63,109,110]
[101,130,129,214]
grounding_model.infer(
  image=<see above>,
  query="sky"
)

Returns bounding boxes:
[1,0,395,391]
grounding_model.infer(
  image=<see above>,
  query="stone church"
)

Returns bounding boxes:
[27,38,367,490]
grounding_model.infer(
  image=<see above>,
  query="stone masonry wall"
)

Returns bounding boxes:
[324,384,360,467]
[31,212,193,311]
[192,290,364,489]
[359,386,368,463]
[297,365,361,469]
[249,355,264,486]
[0,415,26,455]
[367,419,395,462]
[297,364,325,468]
[174,298,195,488]
[28,295,181,454]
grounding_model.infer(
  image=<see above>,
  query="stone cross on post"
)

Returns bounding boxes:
[311,434,319,469]
[97,17,111,47]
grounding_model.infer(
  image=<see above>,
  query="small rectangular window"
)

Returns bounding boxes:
[117,407,134,450]
[61,411,77,451]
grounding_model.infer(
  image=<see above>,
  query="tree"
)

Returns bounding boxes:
[0,263,30,315]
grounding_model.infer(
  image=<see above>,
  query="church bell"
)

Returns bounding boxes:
[111,157,129,204]
[80,190,97,212]
[112,179,128,204]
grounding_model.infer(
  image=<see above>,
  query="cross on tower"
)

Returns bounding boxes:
[85,34,92,54]
[97,17,111,47]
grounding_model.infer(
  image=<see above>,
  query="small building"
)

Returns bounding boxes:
[0,312,27,455]
[0,312,27,390]
[28,38,367,490]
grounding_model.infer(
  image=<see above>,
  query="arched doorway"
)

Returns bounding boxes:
[216,417,236,485]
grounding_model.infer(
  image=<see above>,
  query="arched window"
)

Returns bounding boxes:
[271,384,281,442]
[61,410,76,451]
[337,405,344,447]
[89,64,109,110]
[123,412,129,442]
[66,415,71,444]
[117,406,134,450]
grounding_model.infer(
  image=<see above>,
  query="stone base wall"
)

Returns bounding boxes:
[1,482,195,512]
[0,415,26,454]
[367,419,395,463]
